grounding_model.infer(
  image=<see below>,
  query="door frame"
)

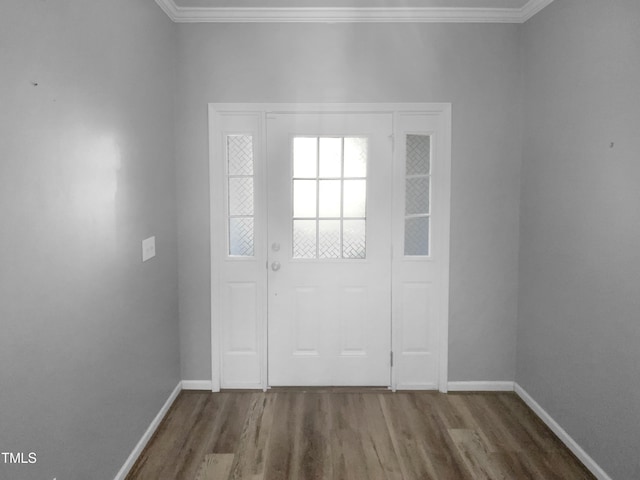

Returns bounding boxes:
[209,103,452,392]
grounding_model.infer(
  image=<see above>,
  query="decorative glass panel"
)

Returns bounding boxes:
[344,137,367,178]
[293,180,317,218]
[229,218,254,256]
[319,137,342,177]
[406,134,430,175]
[319,180,341,218]
[319,220,341,259]
[404,134,431,256]
[293,220,316,259]
[292,135,368,260]
[228,177,254,216]
[404,216,429,256]
[343,180,366,218]
[293,137,317,178]
[343,220,366,259]
[227,135,254,176]
[227,134,254,257]
[405,177,429,215]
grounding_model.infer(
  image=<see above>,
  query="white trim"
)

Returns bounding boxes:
[520,0,555,22]
[437,105,452,393]
[113,382,182,480]
[211,102,452,113]
[156,0,554,23]
[515,384,613,480]
[154,0,181,21]
[182,379,214,390]
[208,104,222,394]
[447,381,515,392]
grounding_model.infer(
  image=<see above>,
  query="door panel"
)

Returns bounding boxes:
[391,114,446,390]
[267,113,393,386]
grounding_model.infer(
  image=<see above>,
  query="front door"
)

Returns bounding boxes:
[266,113,393,386]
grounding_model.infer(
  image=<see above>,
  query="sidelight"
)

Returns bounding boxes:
[404,134,431,256]
[227,134,255,256]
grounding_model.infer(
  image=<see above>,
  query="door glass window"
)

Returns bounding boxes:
[404,134,431,256]
[227,134,255,256]
[292,136,368,259]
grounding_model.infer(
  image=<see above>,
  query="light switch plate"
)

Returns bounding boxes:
[142,236,156,262]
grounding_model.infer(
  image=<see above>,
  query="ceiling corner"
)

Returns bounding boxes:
[155,0,179,22]
[520,0,555,23]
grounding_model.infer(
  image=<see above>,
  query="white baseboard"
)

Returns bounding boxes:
[113,381,182,480]
[447,381,515,392]
[182,379,213,390]
[514,383,612,480]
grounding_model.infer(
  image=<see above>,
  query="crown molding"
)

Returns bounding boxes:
[155,0,181,21]
[520,0,555,22]
[155,0,554,23]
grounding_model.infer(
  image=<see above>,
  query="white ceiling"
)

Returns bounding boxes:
[156,0,554,23]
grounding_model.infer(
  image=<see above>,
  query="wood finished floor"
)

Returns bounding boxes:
[126,390,595,480]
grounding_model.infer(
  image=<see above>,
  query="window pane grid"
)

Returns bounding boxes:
[404,134,431,256]
[227,135,255,257]
[292,136,367,260]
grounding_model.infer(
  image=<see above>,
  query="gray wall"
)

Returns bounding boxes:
[2,1,636,478]
[517,1,640,479]
[175,23,523,382]
[0,1,180,479]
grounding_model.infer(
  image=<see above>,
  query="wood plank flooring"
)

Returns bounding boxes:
[126,390,595,480]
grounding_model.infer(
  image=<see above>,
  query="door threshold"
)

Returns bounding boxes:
[266,386,392,393]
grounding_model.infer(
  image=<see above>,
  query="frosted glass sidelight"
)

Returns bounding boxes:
[319,137,342,177]
[343,220,366,259]
[405,177,430,215]
[293,180,317,218]
[318,220,341,259]
[227,134,255,257]
[293,137,318,178]
[406,134,430,175]
[404,134,430,256]
[405,216,429,256]
[227,135,254,176]
[344,137,367,178]
[319,180,341,218]
[343,180,366,218]
[293,220,317,258]
[228,177,254,216]
[229,217,254,256]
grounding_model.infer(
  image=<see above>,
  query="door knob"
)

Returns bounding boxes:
[271,261,281,272]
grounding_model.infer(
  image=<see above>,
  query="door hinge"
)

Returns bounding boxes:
[390,351,394,367]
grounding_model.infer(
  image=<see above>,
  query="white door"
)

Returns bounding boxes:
[266,113,393,386]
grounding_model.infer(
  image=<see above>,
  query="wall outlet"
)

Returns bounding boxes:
[142,236,156,262]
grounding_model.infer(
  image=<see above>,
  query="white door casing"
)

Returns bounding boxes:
[209,103,451,392]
